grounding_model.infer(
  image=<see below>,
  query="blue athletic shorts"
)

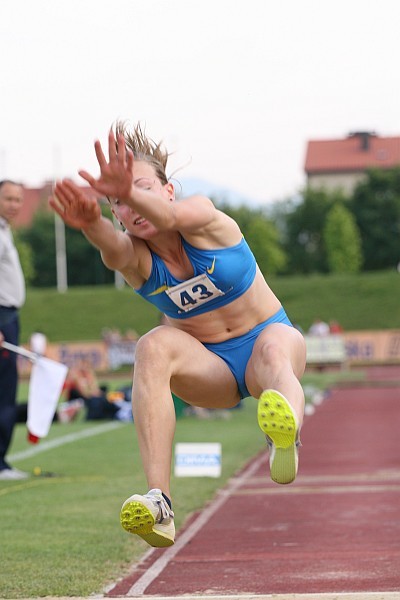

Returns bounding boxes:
[203,306,293,400]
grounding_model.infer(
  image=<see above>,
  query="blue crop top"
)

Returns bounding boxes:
[135,237,257,319]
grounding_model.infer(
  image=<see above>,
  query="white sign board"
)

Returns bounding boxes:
[174,443,221,478]
[305,334,346,364]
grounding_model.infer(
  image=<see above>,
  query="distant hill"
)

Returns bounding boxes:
[177,177,261,207]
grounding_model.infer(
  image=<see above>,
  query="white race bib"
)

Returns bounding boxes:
[165,273,225,313]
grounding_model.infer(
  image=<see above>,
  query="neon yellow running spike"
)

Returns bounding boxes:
[120,489,175,547]
[257,389,299,485]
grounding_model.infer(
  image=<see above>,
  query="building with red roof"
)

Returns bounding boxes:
[304,132,400,194]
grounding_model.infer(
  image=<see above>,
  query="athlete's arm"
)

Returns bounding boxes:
[50,179,137,273]
[171,196,243,247]
[78,131,241,246]
[82,217,137,273]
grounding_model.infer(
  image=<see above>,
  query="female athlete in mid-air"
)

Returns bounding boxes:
[50,123,306,548]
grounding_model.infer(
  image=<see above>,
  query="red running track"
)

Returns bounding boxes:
[108,385,400,597]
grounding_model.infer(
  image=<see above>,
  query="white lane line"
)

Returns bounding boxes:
[245,469,400,485]
[126,452,267,596]
[234,483,400,496]
[121,593,400,600]
[9,421,124,462]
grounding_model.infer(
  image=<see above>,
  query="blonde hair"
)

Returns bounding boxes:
[114,121,169,185]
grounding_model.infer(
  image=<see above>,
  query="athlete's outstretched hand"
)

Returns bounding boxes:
[50,179,102,230]
[79,130,134,201]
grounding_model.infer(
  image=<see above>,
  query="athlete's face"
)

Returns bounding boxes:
[111,161,174,237]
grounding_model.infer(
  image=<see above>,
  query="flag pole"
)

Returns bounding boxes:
[2,340,37,361]
[53,144,68,292]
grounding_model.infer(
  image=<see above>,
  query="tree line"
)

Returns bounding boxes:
[15,167,400,287]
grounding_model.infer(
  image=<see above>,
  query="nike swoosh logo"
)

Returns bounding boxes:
[206,257,216,275]
[148,285,169,296]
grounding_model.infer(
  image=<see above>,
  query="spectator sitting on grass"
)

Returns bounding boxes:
[329,320,343,334]
[63,360,117,421]
[308,318,330,337]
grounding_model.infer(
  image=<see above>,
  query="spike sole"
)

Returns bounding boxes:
[120,500,174,547]
[257,390,299,484]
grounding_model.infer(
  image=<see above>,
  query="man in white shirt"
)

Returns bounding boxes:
[0,180,28,480]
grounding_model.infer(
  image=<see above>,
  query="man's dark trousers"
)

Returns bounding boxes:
[0,308,19,470]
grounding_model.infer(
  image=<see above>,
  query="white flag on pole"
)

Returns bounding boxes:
[27,357,69,439]
[2,341,68,440]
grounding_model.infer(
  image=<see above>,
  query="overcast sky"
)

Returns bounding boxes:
[1,0,399,204]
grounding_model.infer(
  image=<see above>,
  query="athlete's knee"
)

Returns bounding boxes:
[135,326,180,364]
[256,339,288,372]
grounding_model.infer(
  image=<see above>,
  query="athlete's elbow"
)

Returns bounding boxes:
[101,250,125,271]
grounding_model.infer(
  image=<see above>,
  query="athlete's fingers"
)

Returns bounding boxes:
[78,171,110,197]
[78,170,96,186]
[94,139,108,170]
[52,182,71,208]
[55,180,89,216]
[126,148,134,171]
[108,129,119,163]
[58,179,79,203]
[50,183,73,215]
[61,178,80,195]
[49,197,65,218]
[116,132,126,163]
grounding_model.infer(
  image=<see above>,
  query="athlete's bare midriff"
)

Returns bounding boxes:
[165,267,282,343]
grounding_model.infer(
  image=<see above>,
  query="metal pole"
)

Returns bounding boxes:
[53,145,68,292]
[55,213,68,292]
[112,214,125,289]
[115,269,125,290]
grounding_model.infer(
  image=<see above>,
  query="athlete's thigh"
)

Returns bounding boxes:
[148,326,241,409]
[245,323,306,395]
